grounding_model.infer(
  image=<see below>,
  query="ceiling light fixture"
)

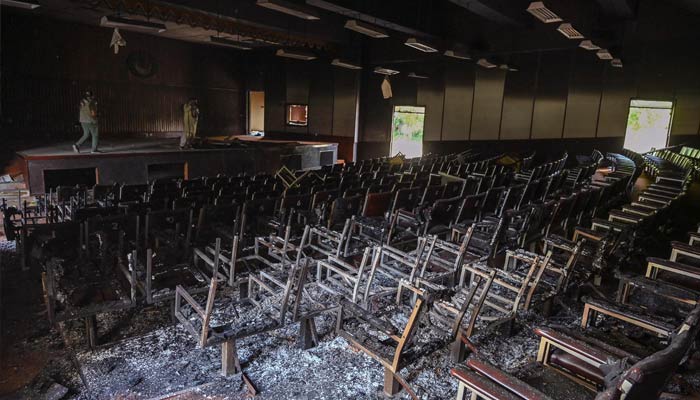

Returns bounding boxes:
[526,2,562,23]
[0,0,39,9]
[256,0,320,20]
[404,37,438,53]
[444,49,471,60]
[373,67,400,75]
[596,49,613,60]
[331,58,362,70]
[210,36,252,50]
[344,19,389,38]
[100,15,166,33]
[611,58,623,68]
[579,40,601,51]
[276,49,317,60]
[557,23,584,39]
[407,72,429,79]
[477,58,497,69]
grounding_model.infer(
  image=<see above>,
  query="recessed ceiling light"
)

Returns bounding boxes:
[579,40,601,51]
[344,20,389,38]
[210,36,253,50]
[276,49,317,61]
[404,38,438,53]
[526,2,562,23]
[0,0,39,9]
[256,0,320,20]
[407,72,429,79]
[100,15,166,33]
[373,67,400,75]
[331,58,362,70]
[477,59,497,69]
[596,49,613,60]
[611,58,623,68]
[444,49,471,60]
[557,23,584,39]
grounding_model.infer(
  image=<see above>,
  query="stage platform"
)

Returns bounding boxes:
[17,136,338,194]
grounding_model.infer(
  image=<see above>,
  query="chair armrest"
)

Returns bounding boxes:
[466,358,554,400]
[617,271,699,305]
[534,326,613,365]
[451,365,524,400]
[671,241,700,259]
[339,298,398,337]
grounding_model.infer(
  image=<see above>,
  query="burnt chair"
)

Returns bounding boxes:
[345,191,394,251]
[535,303,700,395]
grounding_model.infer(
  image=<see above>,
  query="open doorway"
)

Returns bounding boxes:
[390,106,425,158]
[248,91,265,136]
[623,99,674,153]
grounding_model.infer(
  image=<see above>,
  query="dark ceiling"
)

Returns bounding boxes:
[7,0,700,65]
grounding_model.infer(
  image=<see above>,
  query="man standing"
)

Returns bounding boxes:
[180,98,200,149]
[73,90,100,153]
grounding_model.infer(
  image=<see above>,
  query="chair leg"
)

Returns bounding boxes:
[85,315,98,349]
[383,368,401,397]
[450,338,467,363]
[299,316,319,350]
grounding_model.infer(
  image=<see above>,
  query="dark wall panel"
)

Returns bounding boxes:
[500,54,537,140]
[470,68,506,140]
[264,62,287,134]
[308,64,334,136]
[597,67,636,138]
[563,52,603,138]
[672,92,700,136]
[332,69,359,138]
[361,74,393,142]
[442,63,474,141]
[531,51,569,139]
[417,76,444,141]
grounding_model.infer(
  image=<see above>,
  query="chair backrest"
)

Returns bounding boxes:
[362,191,394,218]
[425,196,462,232]
[280,194,312,213]
[481,186,506,216]
[421,184,446,205]
[456,193,486,225]
[391,187,422,214]
[328,195,363,229]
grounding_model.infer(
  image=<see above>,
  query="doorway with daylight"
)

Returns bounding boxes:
[623,99,674,153]
[248,91,265,135]
[390,105,425,158]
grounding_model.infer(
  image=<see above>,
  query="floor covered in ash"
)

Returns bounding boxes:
[3,180,700,399]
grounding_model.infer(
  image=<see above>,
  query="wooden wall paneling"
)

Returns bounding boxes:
[531,50,569,139]
[441,63,474,141]
[470,67,506,140]
[332,69,359,138]
[563,51,603,138]
[500,53,537,140]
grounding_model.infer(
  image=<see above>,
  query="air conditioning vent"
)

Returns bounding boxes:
[477,59,497,69]
[526,2,562,23]
[557,23,584,39]
[579,40,601,51]
[404,38,438,53]
[596,49,613,60]
[373,67,400,75]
